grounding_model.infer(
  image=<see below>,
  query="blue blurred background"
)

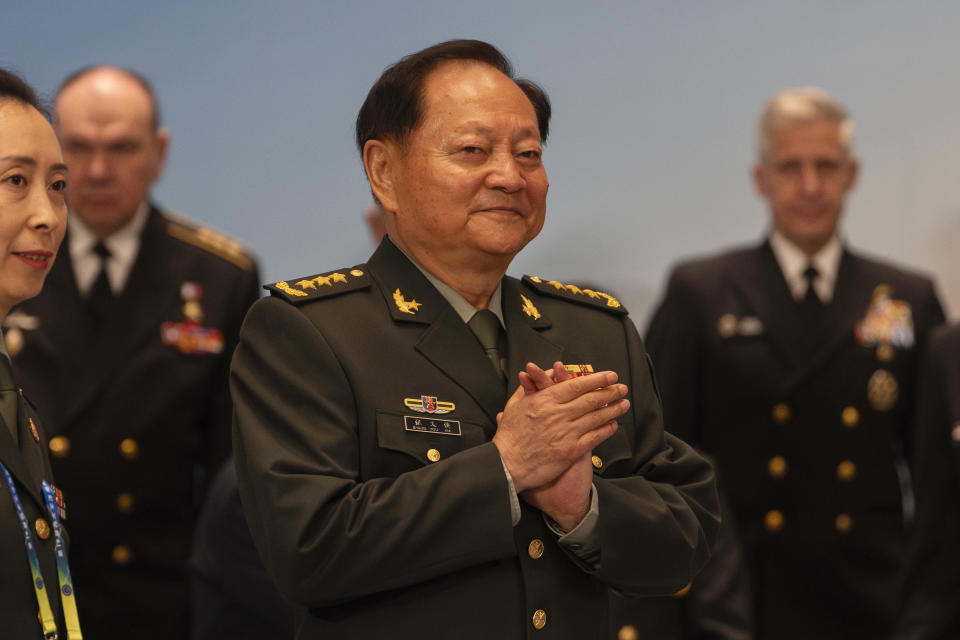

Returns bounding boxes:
[4,1,959,322]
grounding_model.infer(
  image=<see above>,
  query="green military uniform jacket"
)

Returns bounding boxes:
[232,238,719,640]
[645,241,945,639]
[0,394,70,639]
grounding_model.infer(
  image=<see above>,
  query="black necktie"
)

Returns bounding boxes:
[87,242,114,328]
[801,265,822,308]
[799,265,824,348]
[0,356,19,445]
[468,309,505,385]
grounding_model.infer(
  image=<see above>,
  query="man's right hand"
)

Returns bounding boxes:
[492,365,629,495]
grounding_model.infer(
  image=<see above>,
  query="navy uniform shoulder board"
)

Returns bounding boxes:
[522,275,628,315]
[165,213,255,271]
[265,266,371,304]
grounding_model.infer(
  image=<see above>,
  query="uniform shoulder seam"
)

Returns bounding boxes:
[522,275,628,315]
[265,266,371,304]
[165,213,255,271]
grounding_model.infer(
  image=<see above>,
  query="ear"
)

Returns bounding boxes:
[363,139,400,213]
[153,126,171,181]
[752,162,769,198]
[843,155,860,192]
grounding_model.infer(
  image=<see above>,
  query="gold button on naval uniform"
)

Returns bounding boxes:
[618,625,639,640]
[112,545,132,565]
[48,435,70,458]
[532,609,547,630]
[350,269,364,277]
[767,456,788,478]
[591,455,603,470]
[876,344,894,362]
[117,492,134,514]
[426,448,440,463]
[837,460,856,482]
[764,509,784,532]
[772,403,791,424]
[119,438,139,460]
[34,518,50,540]
[528,538,544,559]
[835,513,854,534]
[841,406,859,429]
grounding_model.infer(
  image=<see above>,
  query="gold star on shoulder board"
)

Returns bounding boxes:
[393,289,422,314]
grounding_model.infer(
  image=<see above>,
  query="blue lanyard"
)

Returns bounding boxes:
[0,462,83,639]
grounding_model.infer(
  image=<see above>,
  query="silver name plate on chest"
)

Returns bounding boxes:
[404,415,462,436]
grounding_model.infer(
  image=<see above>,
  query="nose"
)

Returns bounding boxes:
[85,149,112,181]
[28,185,65,234]
[799,164,822,196]
[484,150,525,193]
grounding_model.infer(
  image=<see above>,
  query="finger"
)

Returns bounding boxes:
[518,372,539,394]
[549,370,620,403]
[576,420,619,452]
[552,361,571,383]
[568,397,631,436]
[524,362,554,391]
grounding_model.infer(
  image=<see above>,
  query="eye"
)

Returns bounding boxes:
[50,179,67,192]
[5,174,26,186]
[462,146,483,154]
[518,149,541,160]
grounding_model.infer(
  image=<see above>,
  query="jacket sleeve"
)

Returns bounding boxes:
[594,316,720,594]
[230,297,517,607]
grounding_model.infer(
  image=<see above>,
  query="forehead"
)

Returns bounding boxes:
[56,72,154,137]
[767,120,846,158]
[417,61,539,137]
[0,101,62,160]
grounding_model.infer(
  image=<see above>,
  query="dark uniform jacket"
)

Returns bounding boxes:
[0,396,70,639]
[8,205,260,639]
[231,237,720,640]
[645,241,944,640]
[895,324,960,639]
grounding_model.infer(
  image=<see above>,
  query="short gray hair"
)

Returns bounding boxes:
[757,87,854,161]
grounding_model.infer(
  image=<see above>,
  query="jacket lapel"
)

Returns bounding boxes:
[780,250,874,394]
[728,242,804,367]
[59,208,182,426]
[502,278,563,386]
[368,239,508,425]
[0,397,45,508]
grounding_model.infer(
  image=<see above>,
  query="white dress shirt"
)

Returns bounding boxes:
[68,203,150,296]
[769,230,843,303]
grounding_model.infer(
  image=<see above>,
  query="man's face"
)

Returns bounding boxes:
[55,70,167,238]
[753,120,858,256]
[372,61,548,273]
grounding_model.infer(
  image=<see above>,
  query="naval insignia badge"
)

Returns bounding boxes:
[404,395,455,414]
[867,369,899,412]
[855,285,914,350]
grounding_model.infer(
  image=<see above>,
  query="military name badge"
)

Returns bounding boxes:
[403,415,462,437]
[564,364,594,377]
[855,285,914,351]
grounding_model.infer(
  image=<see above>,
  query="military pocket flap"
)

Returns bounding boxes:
[376,410,488,465]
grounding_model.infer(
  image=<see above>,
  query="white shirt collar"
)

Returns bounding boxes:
[768,230,843,303]
[68,202,150,295]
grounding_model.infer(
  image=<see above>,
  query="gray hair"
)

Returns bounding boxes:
[757,87,854,161]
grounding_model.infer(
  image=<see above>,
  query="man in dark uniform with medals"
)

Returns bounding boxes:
[7,66,260,639]
[645,87,945,639]
[232,40,720,639]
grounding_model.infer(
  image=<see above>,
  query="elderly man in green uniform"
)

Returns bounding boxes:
[645,88,945,638]
[232,40,720,639]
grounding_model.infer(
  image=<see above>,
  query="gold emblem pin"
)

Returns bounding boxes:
[520,294,541,320]
[867,369,898,412]
[274,281,307,297]
[393,289,422,314]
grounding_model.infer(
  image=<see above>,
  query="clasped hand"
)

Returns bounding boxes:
[492,362,629,530]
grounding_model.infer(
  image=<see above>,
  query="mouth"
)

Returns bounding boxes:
[12,250,54,270]
[475,206,526,217]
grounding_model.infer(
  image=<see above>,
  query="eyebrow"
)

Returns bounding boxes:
[0,156,69,173]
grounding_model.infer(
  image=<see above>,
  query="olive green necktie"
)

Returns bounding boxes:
[468,309,505,385]
[0,355,19,445]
